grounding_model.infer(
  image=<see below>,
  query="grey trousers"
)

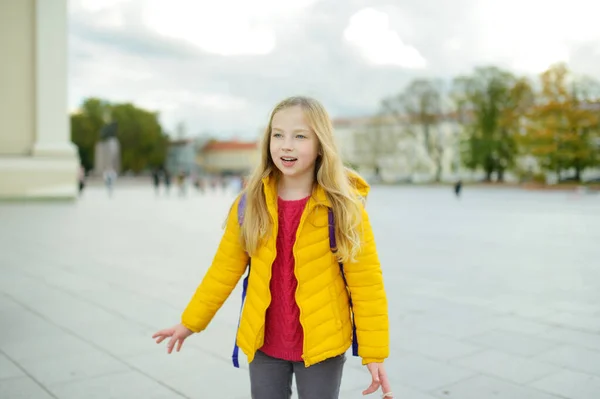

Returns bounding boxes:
[249,350,346,399]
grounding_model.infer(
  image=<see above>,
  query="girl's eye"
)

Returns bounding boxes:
[296,134,306,139]
[272,133,282,138]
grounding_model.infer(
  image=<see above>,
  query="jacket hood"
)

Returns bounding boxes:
[345,168,370,198]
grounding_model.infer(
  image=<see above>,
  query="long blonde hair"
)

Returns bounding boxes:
[238,96,364,263]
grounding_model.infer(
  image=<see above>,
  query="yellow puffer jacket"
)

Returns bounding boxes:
[181,172,389,367]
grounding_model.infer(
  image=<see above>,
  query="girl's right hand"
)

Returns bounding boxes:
[152,323,194,354]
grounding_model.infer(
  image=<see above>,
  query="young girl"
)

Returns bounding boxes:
[152,96,393,399]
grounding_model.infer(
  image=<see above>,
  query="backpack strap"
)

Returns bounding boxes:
[237,193,247,225]
[328,209,359,357]
[232,193,249,368]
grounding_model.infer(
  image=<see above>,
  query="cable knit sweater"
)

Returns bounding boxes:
[260,196,309,361]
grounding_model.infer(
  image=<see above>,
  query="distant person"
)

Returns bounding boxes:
[454,180,463,198]
[177,171,187,197]
[103,168,117,197]
[152,96,394,399]
[197,177,206,194]
[152,169,160,195]
[164,170,171,195]
[77,165,86,196]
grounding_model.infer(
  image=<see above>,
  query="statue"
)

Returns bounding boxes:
[100,121,118,140]
[94,121,121,176]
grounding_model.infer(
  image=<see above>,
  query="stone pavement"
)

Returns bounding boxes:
[1,183,599,399]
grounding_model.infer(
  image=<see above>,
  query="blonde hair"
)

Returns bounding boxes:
[236,96,364,263]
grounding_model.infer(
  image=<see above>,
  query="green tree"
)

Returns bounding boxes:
[70,98,111,171]
[110,103,167,173]
[452,67,532,182]
[70,98,168,174]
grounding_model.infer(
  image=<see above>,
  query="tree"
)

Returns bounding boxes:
[352,115,402,180]
[70,98,168,174]
[452,67,532,182]
[70,98,111,171]
[498,77,535,181]
[110,103,168,173]
[520,63,600,181]
[382,79,448,182]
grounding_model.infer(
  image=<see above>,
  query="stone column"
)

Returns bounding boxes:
[0,0,79,199]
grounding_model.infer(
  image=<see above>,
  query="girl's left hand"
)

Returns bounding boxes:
[363,362,393,397]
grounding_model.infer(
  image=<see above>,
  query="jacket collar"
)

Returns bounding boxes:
[261,174,332,210]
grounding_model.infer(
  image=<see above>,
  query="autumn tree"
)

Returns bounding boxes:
[520,63,600,181]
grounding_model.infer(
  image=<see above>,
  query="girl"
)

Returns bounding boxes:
[152,96,393,399]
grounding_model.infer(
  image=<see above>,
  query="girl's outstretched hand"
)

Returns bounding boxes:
[152,323,193,354]
[363,362,393,398]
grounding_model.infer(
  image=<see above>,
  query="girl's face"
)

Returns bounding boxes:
[269,105,320,182]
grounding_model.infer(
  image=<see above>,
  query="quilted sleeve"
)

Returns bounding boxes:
[181,195,250,332]
[343,205,390,365]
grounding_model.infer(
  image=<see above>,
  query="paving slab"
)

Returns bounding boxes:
[1,184,598,398]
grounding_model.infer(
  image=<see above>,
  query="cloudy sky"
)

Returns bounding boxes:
[68,0,600,139]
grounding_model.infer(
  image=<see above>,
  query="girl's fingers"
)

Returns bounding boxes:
[156,335,171,344]
[152,332,169,344]
[176,336,185,352]
[152,330,167,339]
[152,327,189,353]
[362,379,380,395]
[167,337,176,354]
[152,329,173,340]
[362,365,380,395]
[380,373,393,397]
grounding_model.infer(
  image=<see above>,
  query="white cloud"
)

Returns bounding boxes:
[473,0,600,73]
[143,2,274,56]
[142,0,319,56]
[67,0,600,137]
[71,0,128,28]
[343,8,427,69]
[76,0,130,13]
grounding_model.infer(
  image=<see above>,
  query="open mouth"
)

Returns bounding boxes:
[280,157,298,167]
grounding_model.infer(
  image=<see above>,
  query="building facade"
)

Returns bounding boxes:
[197,140,259,176]
[166,138,198,175]
[332,115,472,183]
[0,0,79,199]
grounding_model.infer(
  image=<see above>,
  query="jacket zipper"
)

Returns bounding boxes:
[292,199,314,367]
[257,199,278,353]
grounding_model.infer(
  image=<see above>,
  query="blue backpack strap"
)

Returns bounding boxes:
[232,193,249,368]
[328,209,359,357]
[237,193,247,224]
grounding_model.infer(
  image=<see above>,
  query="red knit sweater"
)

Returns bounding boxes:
[260,196,309,361]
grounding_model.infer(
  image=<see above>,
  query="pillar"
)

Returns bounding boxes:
[0,0,79,200]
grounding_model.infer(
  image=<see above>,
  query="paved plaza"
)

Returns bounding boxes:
[1,182,599,399]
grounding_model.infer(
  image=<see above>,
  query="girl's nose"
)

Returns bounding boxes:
[282,137,294,151]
